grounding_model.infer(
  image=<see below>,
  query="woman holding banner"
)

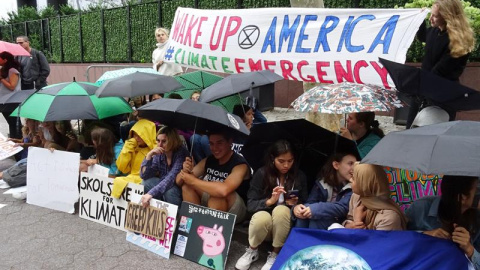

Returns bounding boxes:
[139,126,189,207]
[406,0,475,128]
[236,140,307,270]
[343,163,406,231]
[152,27,183,76]
[293,153,357,230]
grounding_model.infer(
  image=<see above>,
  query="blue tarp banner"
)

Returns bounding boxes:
[273,228,471,270]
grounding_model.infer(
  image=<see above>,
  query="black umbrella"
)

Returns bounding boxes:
[362,121,480,177]
[95,71,183,98]
[240,119,359,182]
[137,98,249,136]
[199,70,283,103]
[380,58,480,111]
[0,90,35,112]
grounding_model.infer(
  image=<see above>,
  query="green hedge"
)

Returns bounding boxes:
[131,2,158,63]
[81,11,103,62]
[61,15,81,62]
[104,8,128,62]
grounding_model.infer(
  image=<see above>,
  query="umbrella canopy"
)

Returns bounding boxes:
[95,71,183,98]
[137,98,249,136]
[170,71,242,112]
[199,70,283,103]
[0,90,35,112]
[362,121,480,177]
[95,67,160,85]
[379,58,480,111]
[11,82,132,121]
[0,41,30,56]
[291,82,403,114]
[241,119,359,181]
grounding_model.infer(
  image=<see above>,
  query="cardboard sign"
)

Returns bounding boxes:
[79,172,143,231]
[173,202,236,270]
[125,201,168,239]
[167,8,428,87]
[126,193,178,259]
[27,147,80,213]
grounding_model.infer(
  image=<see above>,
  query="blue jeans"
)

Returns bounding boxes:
[190,134,211,164]
[295,217,333,230]
[142,177,182,206]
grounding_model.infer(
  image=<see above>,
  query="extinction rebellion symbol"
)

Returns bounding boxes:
[238,25,260,49]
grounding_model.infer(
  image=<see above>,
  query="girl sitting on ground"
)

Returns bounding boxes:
[139,126,189,207]
[343,163,406,231]
[294,153,357,229]
[340,112,384,159]
[406,175,479,269]
[80,127,124,178]
[235,140,307,270]
[9,118,41,160]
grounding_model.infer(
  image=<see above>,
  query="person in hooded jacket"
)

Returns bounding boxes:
[112,119,156,198]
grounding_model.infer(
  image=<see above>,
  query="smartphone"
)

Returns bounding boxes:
[286,190,299,198]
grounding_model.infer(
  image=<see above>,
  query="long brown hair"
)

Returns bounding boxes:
[91,128,115,165]
[438,175,478,235]
[0,52,20,79]
[319,153,356,190]
[263,140,297,195]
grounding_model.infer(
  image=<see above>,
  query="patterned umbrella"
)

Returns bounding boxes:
[291,82,403,114]
[95,67,159,85]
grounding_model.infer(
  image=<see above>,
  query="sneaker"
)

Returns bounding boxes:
[235,247,259,270]
[261,252,278,270]
[12,191,27,200]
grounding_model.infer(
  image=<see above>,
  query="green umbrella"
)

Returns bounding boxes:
[11,82,132,121]
[169,71,242,112]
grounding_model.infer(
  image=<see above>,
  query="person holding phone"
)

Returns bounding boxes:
[293,153,357,229]
[235,140,307,270]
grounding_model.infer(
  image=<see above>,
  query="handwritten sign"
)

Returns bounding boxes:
[26,147,80,213]
[79,172,144,231]
[126,193,178,259]
[0,132,23,160]
[166,8,428,87]
[125,202,168,239]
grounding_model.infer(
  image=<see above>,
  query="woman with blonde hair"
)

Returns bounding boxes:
[344,164,406,231]
[152,27,183,76]
[407,0,475,128]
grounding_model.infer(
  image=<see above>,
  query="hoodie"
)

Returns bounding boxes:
[112,119,156,198]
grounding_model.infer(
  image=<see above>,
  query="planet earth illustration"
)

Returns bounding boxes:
[280,245,371,270]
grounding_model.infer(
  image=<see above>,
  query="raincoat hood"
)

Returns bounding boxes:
[129,119,156,150]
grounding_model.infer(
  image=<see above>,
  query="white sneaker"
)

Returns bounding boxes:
[235,247,259,270]
[261,252,278,270]
[12,191,27,200]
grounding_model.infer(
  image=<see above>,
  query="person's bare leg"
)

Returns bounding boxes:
[182,184,201,204]
[208,196,228,211]
[0,171,3,179]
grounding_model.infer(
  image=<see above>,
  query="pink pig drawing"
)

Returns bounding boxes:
[197,224,226,270]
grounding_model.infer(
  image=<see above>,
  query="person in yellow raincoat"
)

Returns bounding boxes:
[112,119,156,198]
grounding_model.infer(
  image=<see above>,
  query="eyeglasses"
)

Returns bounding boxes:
[17,42,24,44]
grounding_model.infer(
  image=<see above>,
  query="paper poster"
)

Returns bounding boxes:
[172,202,236,270]
[0,133,23,161]
[79,172,144,231]
[26,147,80,213]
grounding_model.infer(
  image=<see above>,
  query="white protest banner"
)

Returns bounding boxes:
[79,172,143,231]
[26,147,80,213]
[0,132,23,160]
[87,164,109,177]
[166,8,428,87]
[126,193,178,259]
